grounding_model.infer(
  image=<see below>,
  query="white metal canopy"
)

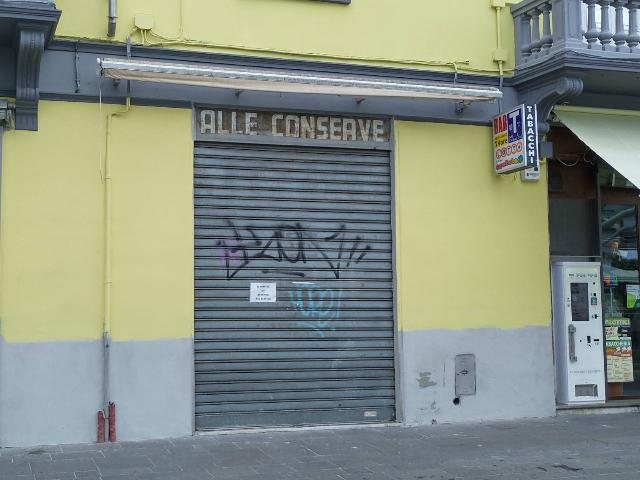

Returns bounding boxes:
[555,107,640,189]
[98,58,503,102]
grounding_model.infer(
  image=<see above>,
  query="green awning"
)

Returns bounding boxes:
[554,107,640,189]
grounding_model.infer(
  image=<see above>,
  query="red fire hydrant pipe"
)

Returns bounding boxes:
[97,411,105,443]
[108,402,116,442]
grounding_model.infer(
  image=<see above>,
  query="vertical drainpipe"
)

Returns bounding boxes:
[0,103,14,360]
[490,1,506,112]
[100,37,131,442]
[102,93,130,442]
[494,3,505,113]
[103,108,115,437]
[0,124,3,229]
[0,101,14,227]
[107,0,117,37]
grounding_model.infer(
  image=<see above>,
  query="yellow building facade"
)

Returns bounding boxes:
[0,0,557,446]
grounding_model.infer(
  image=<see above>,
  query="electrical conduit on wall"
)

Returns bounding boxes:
[107,0,117,37]
[100,95,131,442]
[57,0,514,76]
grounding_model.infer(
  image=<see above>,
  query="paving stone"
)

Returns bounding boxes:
[101,448,167,459]
[97,475,132,480]
[73,472,101,480]
[92,455,152,470]
[58,446,101,454]
[290,458,340,470]
[33,472,75,480]
[249,464,298,477]
[1,414,640,479]
[102,467,155,478]
[178,463,218,475]
[0,461,31,476]
[210,448,272,468]
[49,454,103,462]
[145,465,183,474]
[138,472,214,480]
[30,460,96,475]
[288,472,345,480]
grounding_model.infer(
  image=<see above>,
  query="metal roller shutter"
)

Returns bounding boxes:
[194,141,395,429]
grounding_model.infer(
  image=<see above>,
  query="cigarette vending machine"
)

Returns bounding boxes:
[551,262,606,405]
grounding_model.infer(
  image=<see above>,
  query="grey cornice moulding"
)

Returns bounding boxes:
[517,75,584,135]
[0,38,517,126]
[49,39,510,88]
[0,1,60,44]
[15,25,45,130]
[512,47,640,135]
[0,1,61,130]
[513,50,640,86]
[6,41,517,125]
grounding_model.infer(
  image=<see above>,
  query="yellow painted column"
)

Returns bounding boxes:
[0,102,194,343]
[394,121,556,425]
[109,105,194,341]
[0,101,195,445]
[395,121,551,332]
[1,101,105,342]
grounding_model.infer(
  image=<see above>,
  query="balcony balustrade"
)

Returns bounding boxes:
[513,0,640,68]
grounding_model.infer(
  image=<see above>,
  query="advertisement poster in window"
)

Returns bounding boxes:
[605,317,634,383]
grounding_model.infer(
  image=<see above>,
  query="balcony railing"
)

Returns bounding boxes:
[512,0,640,68]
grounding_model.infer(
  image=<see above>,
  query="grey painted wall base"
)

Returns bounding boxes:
[398,326,556,425]
[0,336,194,447]
[0,336,102,447]
[109,338,193,441]
[0,327,554,446]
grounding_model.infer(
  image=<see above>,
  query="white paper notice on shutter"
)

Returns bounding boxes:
[249,283,277,303]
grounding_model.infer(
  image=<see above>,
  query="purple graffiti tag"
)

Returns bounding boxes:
[215,240,245,270]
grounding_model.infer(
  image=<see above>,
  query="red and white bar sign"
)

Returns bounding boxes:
[492,104,539,175]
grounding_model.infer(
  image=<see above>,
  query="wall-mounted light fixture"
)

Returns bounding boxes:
[98,58,502,102]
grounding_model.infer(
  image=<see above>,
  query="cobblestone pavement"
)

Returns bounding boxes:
[1,413,640,480]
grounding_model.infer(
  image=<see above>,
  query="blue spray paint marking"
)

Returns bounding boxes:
[289,282,343,338]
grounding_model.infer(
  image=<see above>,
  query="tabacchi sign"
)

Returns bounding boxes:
[492,104,539,175]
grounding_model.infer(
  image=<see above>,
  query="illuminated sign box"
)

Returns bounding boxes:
[492,104,539,175]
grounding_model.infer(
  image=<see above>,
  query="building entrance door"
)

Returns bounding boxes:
[600,186,640,399]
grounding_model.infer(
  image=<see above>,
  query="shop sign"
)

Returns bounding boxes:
[197,108,390,143]
[492,104,539,175]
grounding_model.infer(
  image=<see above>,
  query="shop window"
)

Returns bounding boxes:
[547,159,599,258]
[600,170,640,399]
